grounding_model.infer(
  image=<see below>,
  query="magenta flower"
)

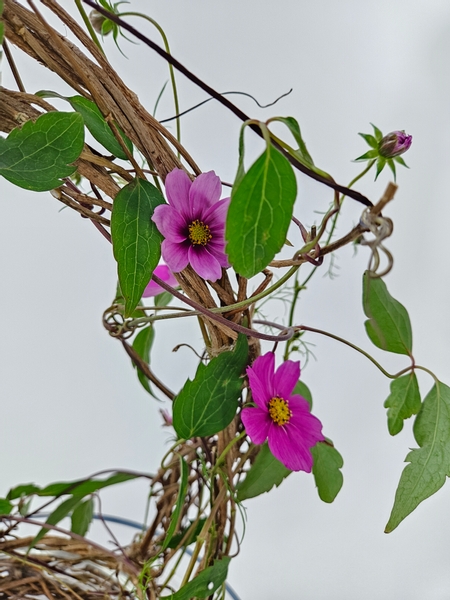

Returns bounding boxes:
[142,264,178,298]
[241,352,324,472]
[378,130,412,158]
[152,169,230,282]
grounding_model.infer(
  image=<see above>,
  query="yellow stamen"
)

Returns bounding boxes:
[188,219,212,246]
[268,396,292,426]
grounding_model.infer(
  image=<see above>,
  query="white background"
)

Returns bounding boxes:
[1,1,450,598]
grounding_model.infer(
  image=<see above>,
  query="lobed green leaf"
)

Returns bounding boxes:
[0,112,84,191]
[173,335,248,439]
[311,441,344,503]
[384,373,421,435]
[236,443,291,501]
[226,146,297,278]
[385,381,450,532]
[111,178,165,317]
[161,557,231,600]
[363,271,413,355]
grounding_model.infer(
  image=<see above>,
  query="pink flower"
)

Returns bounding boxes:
[152,169,230,282]
[241,352,324,472]
[378,130,412,158]
[142,264,178,298]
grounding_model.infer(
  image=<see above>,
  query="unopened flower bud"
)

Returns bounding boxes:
[378,131,412,158]
[89,10,111,35]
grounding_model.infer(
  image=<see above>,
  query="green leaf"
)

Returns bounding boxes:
[173,335,248,439]
[358,132,378,148]
[371,123,383,141]
[362,271,413,355]
[111,178,165,317]
[311,441,344,503]
[236,443,291,501]
[31,496,83,548]
[375,156,387,179]
[394,156,408,167]
[385,381,450,532]
[226,146,297,278]
[68,96,133,160]
[161,557,231,600]
[0,498,13,515]
[161,456,188,552]
[154,291,173,307]
[294,380,312,408]
[38,472,138,497]
[167,518,206,549]
[0,112,84,191]
[354,149,378,161]
[384,373,421,435]
[71,497,94,536]
[7,484,41,500]
[132,325,155,394]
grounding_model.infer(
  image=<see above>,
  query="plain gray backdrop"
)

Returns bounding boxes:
[1,1,450,598]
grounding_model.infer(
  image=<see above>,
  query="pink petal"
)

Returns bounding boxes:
[268,423,313,472]
[241,407,271,445]
[273,360,300,398]
[188,245,222,281]
[205,240,230,268]
[246,353,275,409]
[288,396,325,447]
[203,197,230,229]
[189,171,222,216]
[143,264,179,297]
[152,204,187,242]
[165,169,192,220]
[161,239,190,273]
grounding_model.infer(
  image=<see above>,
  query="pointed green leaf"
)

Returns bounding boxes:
[384,373,421,435]
[0,498,13,515]
[354,149,378,161]
[167,518,206,549]
[7,484,41,500]
[161,456,188,552]
[173,335,248,439]
[71,497,94,536]
[38,472,138,497]
[132,325,155,394]
[31,496,83,548]
[371,123,383,141]
[226,146,297,278]
[68,96,133,160]
[294,380,312,407]
[236,443,291,501]
[111,178,165,317]
[311,440,344,503]
[387,158,397,181]
[394,156,408,167]
[161,557,231,600]
[385,381,450,532]
[358,132,378,148]
[375,156,387,179]
[363,271,413,355]
[0,112,84,191]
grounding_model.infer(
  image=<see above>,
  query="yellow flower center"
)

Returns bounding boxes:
[268,396,292,426]
[188,220,212,246]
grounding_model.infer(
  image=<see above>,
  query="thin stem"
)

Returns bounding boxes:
[3,40,26,92]
[214,431,246,471]
[74,0,105,53]
[118,12,181,145]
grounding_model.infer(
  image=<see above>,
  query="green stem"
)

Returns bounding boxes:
[118,12,181,145]
[214,431,246,471]
[74,0,105,54]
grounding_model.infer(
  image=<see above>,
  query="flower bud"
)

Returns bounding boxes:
[378,131,412,158]
[89,10,111,35]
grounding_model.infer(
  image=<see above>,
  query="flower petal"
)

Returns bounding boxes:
[288,395,325,448]
[189,171,222,216]
[203,197,230,230]
[188,245,222,281]
[241,407,271,445]
[273,360,300,399]
[246,353,275,408]
[161,239,190,273]
[206,242,230,268]
[143,264,178,297]
[152,204,187,242]
[268,423,314,472]
[165,169,192,220]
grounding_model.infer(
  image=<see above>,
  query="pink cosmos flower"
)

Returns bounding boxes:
[142,264,178,298]
[241,352,324,472]
[152,169,230,282]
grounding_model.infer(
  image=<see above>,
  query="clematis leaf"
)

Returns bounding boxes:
[173,335,248,439]
[161,557,231,600]
[226,145,297,278]
[132,325,156,395]
[236,443,291,501]
[161,456,188,552]
[294,380,313,407]
[0,112,84,191]
[311,440,344,503]
[38,471,138,497]
[385,381,450,532]
[30,495,83,548]
[7,484,41,500]
[0,498,12,515]
[384,373,421,435]
[71,497,94,536]
[363,271,412,355]
[111,178,165,317]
